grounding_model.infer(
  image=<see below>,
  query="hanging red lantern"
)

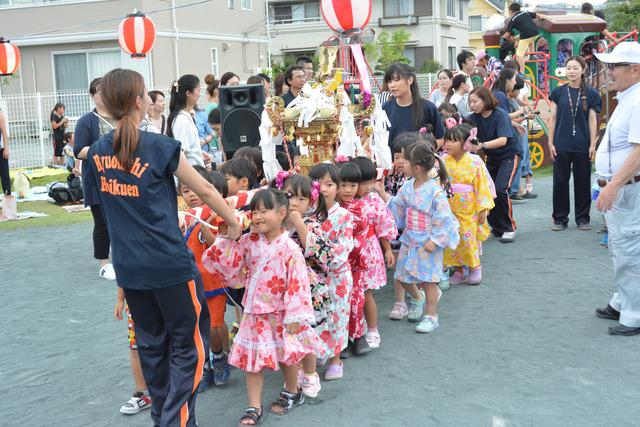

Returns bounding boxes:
[321,0,372,33]
[0,38,21,76]
[118,11,156,58]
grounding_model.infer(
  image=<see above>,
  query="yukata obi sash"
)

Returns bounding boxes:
[406,207,432,233]
[450,183,474,194]
[243,232,289,314]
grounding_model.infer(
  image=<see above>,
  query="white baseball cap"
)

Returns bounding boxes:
[595,42,640,64]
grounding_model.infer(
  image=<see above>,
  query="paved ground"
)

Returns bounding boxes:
[2,176,640,427]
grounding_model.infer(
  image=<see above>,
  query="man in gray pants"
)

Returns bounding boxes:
[593,42,640,336]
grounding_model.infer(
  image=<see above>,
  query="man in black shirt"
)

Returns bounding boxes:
[281,65,306,107]
[503,3,539,73]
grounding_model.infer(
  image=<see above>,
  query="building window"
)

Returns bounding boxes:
[469,15,487,32]
[228,0,235,9]
[458,0,464,22]
[241,0,252,10]
[53,49,150,94]
[211,48,219,77]
[383,0,414,17]
[270,2,321,24]
[446,0,455,17]
[403,47,416,66]
[448,47,457,69]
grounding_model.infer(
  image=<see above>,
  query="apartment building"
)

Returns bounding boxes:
[267,0,472,72]
[0,0,269,95]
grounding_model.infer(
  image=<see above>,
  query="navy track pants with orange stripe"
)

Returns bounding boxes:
[125,277,210,427]
[486,155,518,234]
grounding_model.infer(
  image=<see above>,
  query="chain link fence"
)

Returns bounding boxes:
[2,74,437,170]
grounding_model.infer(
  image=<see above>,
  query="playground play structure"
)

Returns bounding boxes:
[483,12,639,170]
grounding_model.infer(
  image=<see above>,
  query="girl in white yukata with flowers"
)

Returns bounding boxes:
[390,144,460,334]
[276,172,333,398]
[309,163,355,381]
[202,189,320,426]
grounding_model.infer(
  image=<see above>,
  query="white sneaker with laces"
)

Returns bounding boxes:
[415,315,439,334]
[99,263,116,281]
[120,392,151,414]
[365,331,381,349]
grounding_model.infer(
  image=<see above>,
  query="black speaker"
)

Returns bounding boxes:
[219,84,264,154]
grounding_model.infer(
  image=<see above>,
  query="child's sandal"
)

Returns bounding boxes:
[269,389,305,415]
[237,407,263,426]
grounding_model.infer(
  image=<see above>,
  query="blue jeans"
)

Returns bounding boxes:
[605,182,640,327]
[520,132,533,177]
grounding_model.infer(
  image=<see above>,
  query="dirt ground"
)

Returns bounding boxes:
[1,176,639,427]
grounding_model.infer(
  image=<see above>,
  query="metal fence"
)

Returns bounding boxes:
[2,74,437,170]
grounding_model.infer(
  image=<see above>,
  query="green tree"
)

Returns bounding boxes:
[366,29,412,73]
[605,0,640,32]
[420,59,443,74]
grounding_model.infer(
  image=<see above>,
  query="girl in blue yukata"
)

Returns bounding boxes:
[389,143,460,334]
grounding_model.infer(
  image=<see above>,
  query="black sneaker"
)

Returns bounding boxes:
[522,191,538,199]
[353,336,372,355]
[608,324,640,336]
[595,305,620,320]
[552,223,568,231]
[510,194,526,203]
[339,341,354,359]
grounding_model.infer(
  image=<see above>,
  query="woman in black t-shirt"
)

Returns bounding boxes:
[50,103,67,165]
[382,63,445,150]
[468,87,520,243]
[548,56,602,231]
[87,68,241,426]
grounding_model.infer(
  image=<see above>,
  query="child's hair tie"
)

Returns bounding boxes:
[173,81,179,90]
[310,181,321,202]
[275,170,291,190]
[335,154,349,163]
[419,127,427,135]
[463,127,478,151]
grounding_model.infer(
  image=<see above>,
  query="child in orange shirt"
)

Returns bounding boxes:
[179,168,231,389]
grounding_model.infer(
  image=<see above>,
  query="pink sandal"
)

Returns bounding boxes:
[324,363,343,381]
[467,267,482,285]
[449,269,466,285]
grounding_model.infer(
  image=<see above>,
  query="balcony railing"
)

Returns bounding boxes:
[378,16,419,27]
[269,16,323,26]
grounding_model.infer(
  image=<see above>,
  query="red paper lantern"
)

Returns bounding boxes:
[321,0,372,33]
[0,38,21,76]
[118,11,156,58]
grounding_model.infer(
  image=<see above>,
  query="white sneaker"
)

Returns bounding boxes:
[99,263,116,281]
[415,315,439,334]
[120,391,151,414]
[301,372,321,398]
[500,231,516,243]
[365,331,381,349]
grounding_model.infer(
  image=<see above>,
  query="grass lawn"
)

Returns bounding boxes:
[1,169,92,231]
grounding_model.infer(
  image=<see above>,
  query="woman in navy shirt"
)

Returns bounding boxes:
[74,78,117,280]
[469,87,520,243]
[86,68,241,427]
[548,56,602,231]
[382,63,445,149]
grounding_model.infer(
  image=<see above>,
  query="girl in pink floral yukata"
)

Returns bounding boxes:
[202,189,320,426]
[308,163,355,381]
[352,156,397,350]
[275,172,333,398]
